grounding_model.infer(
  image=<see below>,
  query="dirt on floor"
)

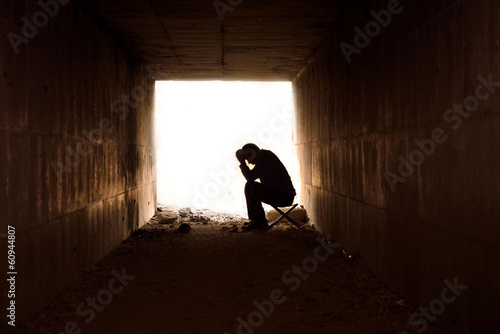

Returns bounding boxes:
[18,209,446,334]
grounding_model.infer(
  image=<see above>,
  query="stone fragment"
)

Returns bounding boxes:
[176,223,191,234]
[178,207,192,217]
[158,212,178,224]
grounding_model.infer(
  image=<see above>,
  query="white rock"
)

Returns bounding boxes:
[158,212,178,224]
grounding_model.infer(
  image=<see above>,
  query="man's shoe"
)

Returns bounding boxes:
[242,220,268,231]
[243,220,266,227]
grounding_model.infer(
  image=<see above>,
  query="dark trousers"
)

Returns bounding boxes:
[245,181,294,222]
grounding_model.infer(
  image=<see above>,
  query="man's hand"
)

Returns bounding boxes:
[236,149,246,164]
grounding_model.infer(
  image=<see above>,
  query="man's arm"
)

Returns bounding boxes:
[239,162,258,182]
[236,149,258,181]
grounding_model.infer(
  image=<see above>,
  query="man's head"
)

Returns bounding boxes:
[241,143,260,164]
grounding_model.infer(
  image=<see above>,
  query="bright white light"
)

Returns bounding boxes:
[155,81,300,216]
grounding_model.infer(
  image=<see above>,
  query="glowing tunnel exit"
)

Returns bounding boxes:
[155,81,300,216]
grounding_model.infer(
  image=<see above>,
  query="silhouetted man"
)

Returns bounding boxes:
[236,143,296,231]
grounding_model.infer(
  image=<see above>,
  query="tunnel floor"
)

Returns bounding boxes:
[20,215,445,334]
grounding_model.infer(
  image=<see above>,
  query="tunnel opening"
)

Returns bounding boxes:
[155,81,301,216]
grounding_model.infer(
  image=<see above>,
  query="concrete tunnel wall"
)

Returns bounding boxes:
[1,0,499,332]
[293,0,500,332]
[0,0,156,324]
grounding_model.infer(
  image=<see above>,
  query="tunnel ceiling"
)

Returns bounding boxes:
[88,0,358,80]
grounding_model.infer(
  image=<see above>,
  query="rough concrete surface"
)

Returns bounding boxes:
[17,218,445,334]
[293,0,500,332]
[0,0,156,325]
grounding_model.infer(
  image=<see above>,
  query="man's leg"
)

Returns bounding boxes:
[244,181,267,223]
[261,190,294,208]
[244,181,295,223]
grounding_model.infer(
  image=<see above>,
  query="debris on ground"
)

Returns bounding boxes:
[161,205,244,223]
[178,207,192,217]
[188,214,209,223]
[157,212,179,224]
[175,223,192,234]
[220,224,239,233]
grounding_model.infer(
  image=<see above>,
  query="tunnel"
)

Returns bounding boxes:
[1,0,499,333]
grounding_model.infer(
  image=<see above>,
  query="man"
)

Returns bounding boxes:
[236,143,296,231]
